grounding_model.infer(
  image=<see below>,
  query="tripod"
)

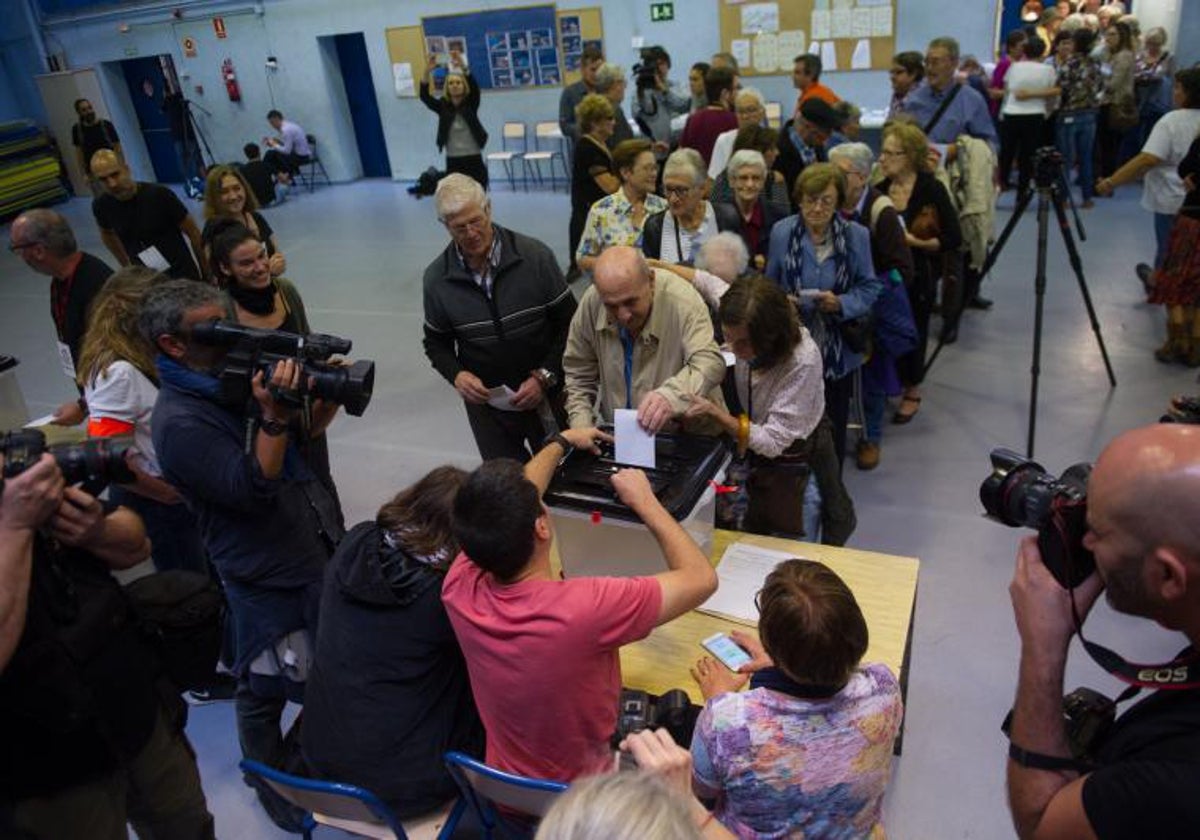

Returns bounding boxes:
[978,147,1116,457]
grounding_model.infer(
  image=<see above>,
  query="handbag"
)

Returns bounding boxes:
[909,204,941,240]
[838,315,873,354]
[744,446,812,539]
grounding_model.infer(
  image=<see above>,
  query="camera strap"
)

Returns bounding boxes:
[1072,594,1200,690]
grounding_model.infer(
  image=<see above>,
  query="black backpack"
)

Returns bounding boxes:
[408,166,445,197]
[124,571,225,692]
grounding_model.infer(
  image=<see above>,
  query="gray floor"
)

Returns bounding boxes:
[3,180,1197,840]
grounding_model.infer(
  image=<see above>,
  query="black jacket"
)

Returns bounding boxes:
[641,202,742,261]
[419,73,489,152]
[422,224,577,391]
[302,522,484,818]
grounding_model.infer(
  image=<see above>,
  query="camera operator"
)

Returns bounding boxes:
[0,452,215,838]
[141,279,344,829]
[633,46,690,161]
[1006,424,1200,839]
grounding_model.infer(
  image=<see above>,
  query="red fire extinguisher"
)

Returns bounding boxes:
[222,58,241,102]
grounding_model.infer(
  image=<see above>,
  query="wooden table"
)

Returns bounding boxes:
[619,530,921,710]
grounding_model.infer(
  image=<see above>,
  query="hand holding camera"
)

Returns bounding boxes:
[0,453,63,533]
[1009,535,1104,656]
[252,357,304,425]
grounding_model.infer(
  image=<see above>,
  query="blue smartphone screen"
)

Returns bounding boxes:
[702,633,752,671]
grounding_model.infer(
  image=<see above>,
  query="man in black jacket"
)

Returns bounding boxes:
[423,174,577,462]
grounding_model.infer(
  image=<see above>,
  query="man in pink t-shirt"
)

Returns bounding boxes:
[442,426,718,782]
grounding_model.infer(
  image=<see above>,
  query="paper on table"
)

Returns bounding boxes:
[698,541,799,624]
[614,408,655,468]
[776,30,806,71]
[486,385,521,411]
[137,245,170,272]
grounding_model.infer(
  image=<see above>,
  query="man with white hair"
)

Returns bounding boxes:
[708,87,767,180]
[594,63,635,147]
[422,174,577,462]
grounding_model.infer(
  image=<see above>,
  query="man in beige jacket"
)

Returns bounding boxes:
[563,246,727,434]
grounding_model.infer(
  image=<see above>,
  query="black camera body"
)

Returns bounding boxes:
[1033,146,1065,190]
[611,687,694,751]
[633,46,665,107]
[1063,686,1116,762]
[191,319,375,417]
[980,447,1094,588]
[1,429,134,486]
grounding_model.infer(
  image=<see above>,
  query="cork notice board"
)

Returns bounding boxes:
[557,6,604,87]
[718,0,897,77]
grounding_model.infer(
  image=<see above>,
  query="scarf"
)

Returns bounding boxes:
[783,212,852,379]
[155,354,221,399]
[229,280,276,316]
[750,666,844,700]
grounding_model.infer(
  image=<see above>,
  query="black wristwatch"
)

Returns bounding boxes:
[259,417,289,437]
[543,431,574,453]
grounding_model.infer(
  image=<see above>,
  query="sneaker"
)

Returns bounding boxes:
[856,440,881,471]
[184,674,238,705]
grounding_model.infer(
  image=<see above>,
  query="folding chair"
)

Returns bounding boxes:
[239,759,464,840]
[765,102,783,129]
[485,122,530,191]
[293,134,332,193]
[443,752,567,840]
[522,121,568,191]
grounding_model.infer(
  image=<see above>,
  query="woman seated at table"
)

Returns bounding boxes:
[201,164,285,282]
[709,125,790,218]
[679,268,855,545]
[765,163,883,468]
[575,139,666,275]
[568,93,620,276]
[716,150,789,269]
[690,558,904,839]
[642,148,739,264]
[303,466,484,819]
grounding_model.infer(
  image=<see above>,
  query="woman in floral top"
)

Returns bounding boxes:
[575,138,666,275]
[690,559,903,839]
[1055,28,1104,207]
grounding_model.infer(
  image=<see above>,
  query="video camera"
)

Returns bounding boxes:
[632,46,665,108]
[980,447,1094,589]
[191,320,375,417]
[1,428,134,486]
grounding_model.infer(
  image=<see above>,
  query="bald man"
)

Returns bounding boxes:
[90,150,205,281]
[1006,424,1200,840]
[562,246,726,434]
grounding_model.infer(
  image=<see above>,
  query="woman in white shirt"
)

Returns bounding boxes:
[1000,36,1060,197]
[76,266,207,574]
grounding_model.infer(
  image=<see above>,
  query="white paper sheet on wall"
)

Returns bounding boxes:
[741,2,780,35]
[752,32,779,73]
[392,62,415,97]
[821,40,838,70]
[812,0,830,9]
[810,10,831,40]
[871,5,894,37]
[851,38,872,69]
[808,39,822,57]
[851,7,873,38]
[730,38,752,70]
[832,0,854,8]
[831,8,852,38]
[775,30,806,69]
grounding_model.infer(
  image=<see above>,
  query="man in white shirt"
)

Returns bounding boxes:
[262,109,312,186]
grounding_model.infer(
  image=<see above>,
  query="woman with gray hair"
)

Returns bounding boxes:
[642,148,740,263]
[1135,26,1174,142]
[716,149,789,267]
[593,62,635,146]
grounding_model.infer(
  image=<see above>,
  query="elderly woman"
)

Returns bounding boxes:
[593,62,634,147]
[1134,27,1174,142]
[1097,20,1137,176]
[830,142,916,470]
[708,87,767,181]
[201,164,285,282]
[765,163,882,468]
[689,559,903,838]
[569,93,619,275]
[419,52,489,188]
[875,121,961,426]
[575,139,666,274]
[709,126,790,218]
[642,148,739,264]
[711,150,787,267]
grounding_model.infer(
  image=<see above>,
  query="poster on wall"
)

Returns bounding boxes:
[424,5,562,89]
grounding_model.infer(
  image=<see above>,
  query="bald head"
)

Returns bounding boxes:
[90,150,136,200]
[593,246,655,337]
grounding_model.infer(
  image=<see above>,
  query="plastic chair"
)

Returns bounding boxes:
[485,122,530,191]
[765,101,783,129]
[522,122,568,191]
[443,752,567,840]
[294,134,332,193]
[239,759,464,840]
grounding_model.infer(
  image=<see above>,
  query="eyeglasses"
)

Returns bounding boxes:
[8,241,40,253]
[445,217,489,237]
[879,149,906,158]
[801,195,838,210]
[662,184,696,198]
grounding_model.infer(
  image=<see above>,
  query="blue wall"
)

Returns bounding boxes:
[22,0,1005,181]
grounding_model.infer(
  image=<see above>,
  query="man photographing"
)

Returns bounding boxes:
[1006,424,1200,838]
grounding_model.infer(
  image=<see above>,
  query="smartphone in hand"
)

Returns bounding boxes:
[701,632,752,672]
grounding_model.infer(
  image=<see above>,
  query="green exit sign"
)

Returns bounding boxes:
[650,2,674,22]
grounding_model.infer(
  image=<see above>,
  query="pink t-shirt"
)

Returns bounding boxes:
[442,554,662,782]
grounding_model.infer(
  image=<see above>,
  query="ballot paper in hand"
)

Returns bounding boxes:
[486,385,521,411]
[614,408,656,468]
[137,245,170,272]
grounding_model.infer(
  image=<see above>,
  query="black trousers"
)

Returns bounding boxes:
[897,257,937,387]
[999,113,1045,194]
[823,373,855,472]
[464,401,556,463]
[447,154,489,190]
[263,149,309,177]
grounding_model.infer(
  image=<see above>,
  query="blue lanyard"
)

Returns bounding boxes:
[619,326,635,409]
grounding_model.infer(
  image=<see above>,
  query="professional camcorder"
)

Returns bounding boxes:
[980,447,1094,588]
[1,428,134,486]
[632,46,665,107]
[191,320,375,417]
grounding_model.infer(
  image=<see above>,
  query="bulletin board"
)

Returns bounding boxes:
[385,25,425,97]
[557,7,605,87]
[423,4,562,90]
[718,0,897,76]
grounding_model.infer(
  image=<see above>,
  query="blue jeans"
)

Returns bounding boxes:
[1056,111,1097,201]
[1154,211,1174,269]
[862,388,886,444]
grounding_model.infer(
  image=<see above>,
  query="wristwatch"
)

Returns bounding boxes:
[259,417,289,437]
[543,431,574,453]
[531,368,559,390]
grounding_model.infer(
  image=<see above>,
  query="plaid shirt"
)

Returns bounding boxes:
[454,228,503,298]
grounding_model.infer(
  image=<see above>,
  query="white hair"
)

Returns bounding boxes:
[726,149,766,179]
[663,148,706,186]
[533,772,699,840]
[828,142,874,176]
[696,231,750,281]
[434,173,489,221]
[734,87,765,108]
[593,63,625,94]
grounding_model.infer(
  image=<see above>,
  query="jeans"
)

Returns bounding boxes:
[1056,110,1097,201]
[1154,211,1174,269]
[863,387,886,443]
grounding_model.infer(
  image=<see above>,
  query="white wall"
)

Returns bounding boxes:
[36,0,1002,182]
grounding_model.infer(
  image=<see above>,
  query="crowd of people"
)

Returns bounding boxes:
[4,4,1200,838]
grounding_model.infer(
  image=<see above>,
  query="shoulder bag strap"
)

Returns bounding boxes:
[923,83,962,137]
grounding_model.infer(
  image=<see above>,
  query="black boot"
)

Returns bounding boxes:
[963,264,992,310]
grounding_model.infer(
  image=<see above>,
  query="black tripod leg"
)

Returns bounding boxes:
[1051,192,1117,387]
[1027,193,1051,457]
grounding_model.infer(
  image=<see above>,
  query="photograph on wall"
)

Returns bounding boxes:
[510,31,530,50]
[538,64,561,85]
[559,15,580,37]
[516,68,534,86]
[537,48,557,67]
[562,34,581,54]
[564,52,581,70]
[511,49,532,69]
[487,32,509,51]
[425,35,446,55]
[446,36,467,55]
[493,69,512,87]
[531,28,553,48]
[492,52,510,70]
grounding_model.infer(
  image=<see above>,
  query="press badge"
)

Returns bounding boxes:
[56,341,76,379]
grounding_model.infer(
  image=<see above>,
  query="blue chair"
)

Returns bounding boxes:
[443,752,568,840]
[239,759,464,840]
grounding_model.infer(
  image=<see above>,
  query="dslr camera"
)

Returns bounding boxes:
[191,320,375,417]
[980,447,1094,588]
[1,428,134,487]
[611,687,696,759]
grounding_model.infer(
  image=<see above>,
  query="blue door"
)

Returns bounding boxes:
[119,55,182,183]
[334,33,392,178]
